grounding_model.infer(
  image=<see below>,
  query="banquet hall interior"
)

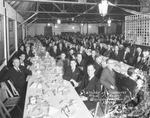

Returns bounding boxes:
[0,0,150,118]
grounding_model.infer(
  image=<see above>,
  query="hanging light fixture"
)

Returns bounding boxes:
[57,19,61,24]
[47,23,51,26]
[107,18,112,26]
[54,25,57,28]
[72,26,75,29]
[72,18,74,21]
[98,0,108,16]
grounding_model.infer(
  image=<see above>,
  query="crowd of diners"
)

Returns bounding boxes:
[0,33,148,111]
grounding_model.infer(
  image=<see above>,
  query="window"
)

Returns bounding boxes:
[0,15,5,66]
[9,19,15,56]
[17,22,22,47]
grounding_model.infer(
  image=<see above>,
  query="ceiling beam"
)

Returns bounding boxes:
[5,0,148,7]
[21,11,38,25]
[34,18,124,20]
[24,11,129,15]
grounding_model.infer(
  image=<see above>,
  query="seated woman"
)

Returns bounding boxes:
[79,64,101,110]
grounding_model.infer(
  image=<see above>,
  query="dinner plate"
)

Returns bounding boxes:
[27,106,46,118]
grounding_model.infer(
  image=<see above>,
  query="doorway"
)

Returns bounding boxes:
[44,26,52,36]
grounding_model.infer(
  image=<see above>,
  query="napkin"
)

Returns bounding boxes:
[48,106,59,115]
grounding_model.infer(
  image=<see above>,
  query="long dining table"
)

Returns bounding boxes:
[23,43,93,118]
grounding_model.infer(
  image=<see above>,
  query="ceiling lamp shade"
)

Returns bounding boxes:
[81,23,84,26]
[47,23,51,26]
[57,19,61,24]
[98,0,108,16]
[107,18,112,26]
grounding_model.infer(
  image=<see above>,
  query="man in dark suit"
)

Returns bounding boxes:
[24,46,34,61]
[80,64,101,93]
[99,43,106,55]
[80,64,101,110]
[109,45,123,61]
[100,59,118,93]
[63,59,81,87]
[19,53,32,69]
[103,44,112,57]
[57,52,70,74]
[123,47,133,65]
[133,47,143,68]
[2,58,28,96]
[93,55,103,79]
[76,53,86,76]
[50,45,58,58]
[57,43,64,56]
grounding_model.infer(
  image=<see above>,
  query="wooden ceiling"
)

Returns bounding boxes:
[5,0,146,24]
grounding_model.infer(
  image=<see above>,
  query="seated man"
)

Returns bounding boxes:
[100,59,118,93]
[76,53,86,76]
[2,58,29,97]
[63,59,82,89]
[121,67,137,97]
[80,64,101,110]
[19,53,32,69]
[57,52,69,74]
[93,55,103,79]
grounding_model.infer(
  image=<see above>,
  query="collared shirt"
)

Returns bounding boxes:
[89,75,94,81]
[14,67,21,72]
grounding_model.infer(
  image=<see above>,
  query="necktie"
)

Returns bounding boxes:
[17,68,21,73]
[123,52,127,60]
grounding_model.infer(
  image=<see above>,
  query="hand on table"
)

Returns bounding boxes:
[70,79,79,87]
[110,85,115,90]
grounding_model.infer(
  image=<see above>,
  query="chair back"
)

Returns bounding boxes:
[0,80,19,100]
[0,99,12,118]
[0,80,20,112]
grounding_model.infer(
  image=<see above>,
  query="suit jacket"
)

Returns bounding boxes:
[93,62,103,79]
[57,46,65,56]
[109,50,123,61]
[50,49,58,58]
[20,65,32,78]
[84,76,101,92]
[77,59,87,75]
[123,52,133,65]
[103,49,112,57]
[63,67,81,82]
[121,76,137,95]
[2,67,27,94]
[100,67,118,92]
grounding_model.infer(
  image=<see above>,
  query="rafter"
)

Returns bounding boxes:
[53,3,62,11]
[26,11,129,15]
[5,0,149,7]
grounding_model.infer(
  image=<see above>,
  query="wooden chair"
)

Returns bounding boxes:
[0,80,22,117]
[0,99,12,118]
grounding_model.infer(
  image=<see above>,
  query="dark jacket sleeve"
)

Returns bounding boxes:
[100,69,111,90]
[63,67,72,81]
